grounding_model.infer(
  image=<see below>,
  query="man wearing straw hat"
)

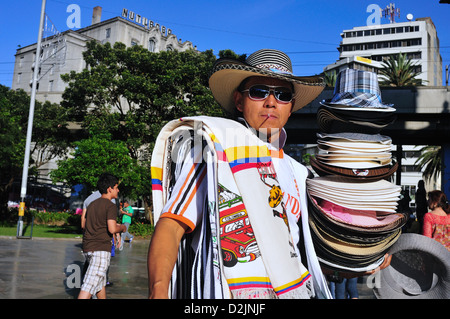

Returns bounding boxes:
[147,49,390,299]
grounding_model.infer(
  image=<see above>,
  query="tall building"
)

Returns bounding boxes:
[324,16,443,86]
[11,7,195,104]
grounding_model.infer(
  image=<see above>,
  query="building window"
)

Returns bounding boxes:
[166,45,173,51]
[49,80,54,92]
[17,73,22,83]
[131,39,139,46]
[148,39,156,52]
[106,28,111,39]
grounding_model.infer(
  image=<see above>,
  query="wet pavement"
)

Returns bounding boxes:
[0,236,150,299]
[0,236,376,299]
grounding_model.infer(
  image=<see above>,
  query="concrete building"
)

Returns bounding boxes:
[324,17,443,86]
[11,6,195,105]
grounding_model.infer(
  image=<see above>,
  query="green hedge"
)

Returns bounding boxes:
[1,208,153,238]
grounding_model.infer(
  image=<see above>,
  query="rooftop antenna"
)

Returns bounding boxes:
[382,3,400,23]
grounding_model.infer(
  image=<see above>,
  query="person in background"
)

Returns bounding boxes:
[78,173,126,299]
[422,190,450,251]
[415,180,428,232]
[119,200,134,250]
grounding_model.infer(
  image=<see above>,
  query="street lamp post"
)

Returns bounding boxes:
[17,0,47,237]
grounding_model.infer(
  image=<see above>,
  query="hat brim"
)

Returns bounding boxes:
[373,233,450,299]
[307,192,406,232]
[209,59,325,113]
[310,156,398,181]
[320,101,396,112]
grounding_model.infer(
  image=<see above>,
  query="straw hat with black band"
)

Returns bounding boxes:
[209,49,325,113]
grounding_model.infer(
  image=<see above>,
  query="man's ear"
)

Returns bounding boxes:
[233,90,244,112]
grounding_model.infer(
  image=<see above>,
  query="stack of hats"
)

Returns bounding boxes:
[306,69,407,272]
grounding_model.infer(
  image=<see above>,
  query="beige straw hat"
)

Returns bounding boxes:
[209,49,325,113]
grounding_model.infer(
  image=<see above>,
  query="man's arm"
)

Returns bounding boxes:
[120,208,133,217]
[81,208,87,229]
[321,253,392,279]
[107,219,127,234]
[147,217,188,299]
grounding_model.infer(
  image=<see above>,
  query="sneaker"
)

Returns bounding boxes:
[129,237,133,243]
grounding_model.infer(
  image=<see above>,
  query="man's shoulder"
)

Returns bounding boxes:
[89,197,116,208]
[282,153,310,178]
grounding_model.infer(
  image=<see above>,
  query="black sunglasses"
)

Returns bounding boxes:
[241,84,293,103]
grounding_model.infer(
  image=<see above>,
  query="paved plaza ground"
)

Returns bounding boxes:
[0,236,149,299]
[0,236,376,299]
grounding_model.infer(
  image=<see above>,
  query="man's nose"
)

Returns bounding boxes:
[264,91,277,108]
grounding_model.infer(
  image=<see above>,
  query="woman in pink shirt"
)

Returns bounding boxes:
[422,190,450,251]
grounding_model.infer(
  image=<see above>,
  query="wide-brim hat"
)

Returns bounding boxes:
[306,176,401,213]
[310,156,398,181]
[309,217,401,267]
[307,191,406,233]
[321,69,394,110]
[209,49,325,113]
[373,233,450,299]
[314,132,394,169]
[317,105,397,134]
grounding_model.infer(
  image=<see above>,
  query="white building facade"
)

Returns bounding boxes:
[325,17,442,86]
[11,7,195,105]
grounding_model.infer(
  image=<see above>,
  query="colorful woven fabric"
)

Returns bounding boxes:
[151,116,332,299]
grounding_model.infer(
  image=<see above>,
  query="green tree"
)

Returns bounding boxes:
[0,85,70,214]
[415,145,441,182]
[55,41,232,223]
[379,53,423,87]
[323,70,337,87]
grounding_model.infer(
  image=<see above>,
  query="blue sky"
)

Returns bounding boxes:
[0,0,449,88]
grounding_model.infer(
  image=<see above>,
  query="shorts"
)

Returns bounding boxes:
[81,251,111,295]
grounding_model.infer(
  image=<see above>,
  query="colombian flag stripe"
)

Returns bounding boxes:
[274,272,311,295]
[227,277,273,290]
[151,167,163,191]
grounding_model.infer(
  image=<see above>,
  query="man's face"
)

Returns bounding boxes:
[233,76,294,138]
[109,184,120,199]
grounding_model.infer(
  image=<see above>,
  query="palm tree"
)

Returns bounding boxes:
[324,70,337,87]
[415,145,441,182]
[379,53,423,86]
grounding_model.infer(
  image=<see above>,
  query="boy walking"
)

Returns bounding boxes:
[78,173,126,299]
[119,200,134,249]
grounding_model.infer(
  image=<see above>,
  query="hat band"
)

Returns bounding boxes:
[330,92,393,108]
[255,63,292,74]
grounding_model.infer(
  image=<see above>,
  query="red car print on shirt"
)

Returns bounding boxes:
[218,184,260,268]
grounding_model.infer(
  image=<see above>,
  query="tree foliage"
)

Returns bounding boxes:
[0,85,70,213]
[415,145,441,182]
[379,53,423,87]
[53,41,232,223]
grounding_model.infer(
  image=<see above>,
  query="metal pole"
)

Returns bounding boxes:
[17,0,47,237]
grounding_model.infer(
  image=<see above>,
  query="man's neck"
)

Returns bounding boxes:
[101,193,114,201]
[238,117,286,149]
